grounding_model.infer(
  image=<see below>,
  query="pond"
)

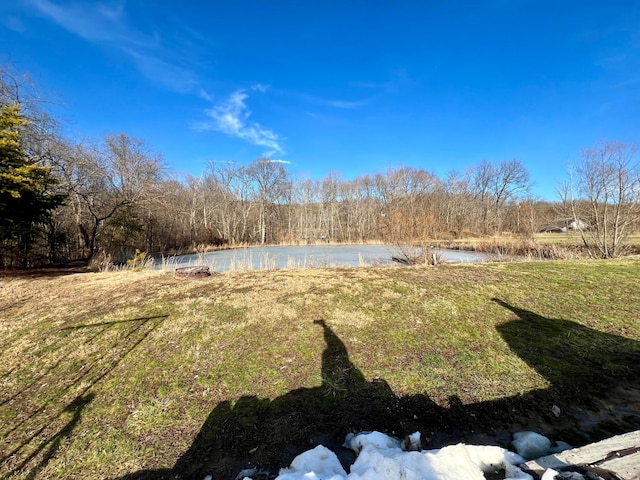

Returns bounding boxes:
[155,244,495,272]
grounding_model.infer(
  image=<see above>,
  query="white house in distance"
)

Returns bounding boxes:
[538,218,588,233]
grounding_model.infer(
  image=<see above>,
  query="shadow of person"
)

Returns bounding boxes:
[315,318,367,394]
[482,298,640,444]
[120,319,417,480]
[118,306,640,480]
[493,298,640,394]
[395,299,640,450]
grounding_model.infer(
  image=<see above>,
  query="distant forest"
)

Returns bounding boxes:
[2,66,639,268]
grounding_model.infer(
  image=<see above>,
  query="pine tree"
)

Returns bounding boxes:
[0,103,65,267]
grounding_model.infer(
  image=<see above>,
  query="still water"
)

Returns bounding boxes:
[156,244,494,273]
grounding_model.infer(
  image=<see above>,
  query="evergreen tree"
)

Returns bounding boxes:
[0,103,65,267]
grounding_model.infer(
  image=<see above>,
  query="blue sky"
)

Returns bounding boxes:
[1,1,639,199]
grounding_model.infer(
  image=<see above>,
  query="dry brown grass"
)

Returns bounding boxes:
[441,232,640,259]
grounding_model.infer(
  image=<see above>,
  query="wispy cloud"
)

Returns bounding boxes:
[299,93,369,109]
[197,88,214,101]
[29,0,130,43]
[252,83,269,93]
[26,0,204,93]
[325,99,369,109]
[2,16,27,33]
[584,101,614,119]
[22,1,287,154]
[348,68,415,94]
[615,76,640,88]
[266,158,291,164]
[196,89,285,155]
[123,47,198,94]
[292,73,413,110]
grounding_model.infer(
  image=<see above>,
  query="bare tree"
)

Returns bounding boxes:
[564,141,640,258]
[246,158,289,244]
[60,133,164,260]
[349,174,381,241]
[473,159,531,234]
[319,171,344,242]
[436,170,475,236]
[292,177,318,243]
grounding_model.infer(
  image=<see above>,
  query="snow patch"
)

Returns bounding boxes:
[273,432,533,480]
[512,431,552,460]
[343,431,402,453]
[277,445,347,480]
[541,469,559,480]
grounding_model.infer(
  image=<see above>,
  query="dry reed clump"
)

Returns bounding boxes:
[390,244,442,265]
[447,238,593,260]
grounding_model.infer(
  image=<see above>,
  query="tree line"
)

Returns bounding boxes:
[1,66,639,268]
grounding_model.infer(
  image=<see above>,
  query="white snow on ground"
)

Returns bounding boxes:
[233,431,575,480]
[512,431,553,460]
[511,431,572,460]
[268,431,541,480]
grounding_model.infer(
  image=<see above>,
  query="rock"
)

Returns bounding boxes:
[403,432,421,451]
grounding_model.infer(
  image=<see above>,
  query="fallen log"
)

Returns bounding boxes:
[175,266,211,279]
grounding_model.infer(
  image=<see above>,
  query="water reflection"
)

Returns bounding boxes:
[154,245,494,272]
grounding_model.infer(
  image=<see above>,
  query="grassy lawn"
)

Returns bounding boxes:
[1,260,639,479]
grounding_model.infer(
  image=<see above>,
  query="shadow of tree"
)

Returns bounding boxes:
[117,305,640,480]
[0,263,91,280]
[22,393,95,480]
[0,315,168,478]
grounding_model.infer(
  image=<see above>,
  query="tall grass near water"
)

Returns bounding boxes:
[447,237,591,261]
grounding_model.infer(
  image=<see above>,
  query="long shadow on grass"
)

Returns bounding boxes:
[170,319,408,478]
[1,315,168,478]
[119,309,640,480]
[493,298,640,394]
